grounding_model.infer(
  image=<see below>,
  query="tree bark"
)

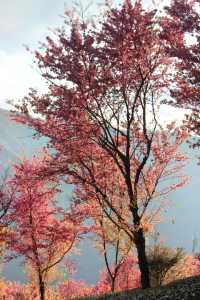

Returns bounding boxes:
[111,276,116,293]
[38,273,45,300]
[134,228,150,289]
[126,172,150,289]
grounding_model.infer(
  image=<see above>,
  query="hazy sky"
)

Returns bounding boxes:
[0,0,68,109]
[0,0,175,121]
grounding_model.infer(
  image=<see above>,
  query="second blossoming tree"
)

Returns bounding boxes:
[6,154,85,300]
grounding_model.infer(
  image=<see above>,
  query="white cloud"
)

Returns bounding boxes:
[142,0,171,10]
[159,105,188,126]
[0,50,47,109]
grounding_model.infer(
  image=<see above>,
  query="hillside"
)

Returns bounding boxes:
[82,275,200,300]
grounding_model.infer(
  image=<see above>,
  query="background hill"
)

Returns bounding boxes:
[0,108,45,163]
[0,108,200,285]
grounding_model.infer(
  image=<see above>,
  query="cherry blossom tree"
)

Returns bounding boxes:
[94,254,140,295]
[162,0,200,149]
[58,279,91,299]
[5,155,84,300]
[13,0,189,288]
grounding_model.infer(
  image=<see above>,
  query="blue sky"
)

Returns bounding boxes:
[0,0,173,114]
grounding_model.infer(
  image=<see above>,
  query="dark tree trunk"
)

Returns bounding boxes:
[134,228,150,289]
[126,172,150,289]
[38,273,45,300]
[111,276,116,293]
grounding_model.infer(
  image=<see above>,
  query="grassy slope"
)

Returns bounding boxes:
[81,275,200,300]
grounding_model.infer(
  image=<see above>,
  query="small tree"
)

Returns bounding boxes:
[58,279,91,300]
[6,155,84,300]
[146,232,199,287]
[74,174,133,292]
[147,234,185,287]
[92,213,133,292]
[94,255,140,294]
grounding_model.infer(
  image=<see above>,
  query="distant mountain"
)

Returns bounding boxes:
[0,108,46,164]
[0,108,200,284]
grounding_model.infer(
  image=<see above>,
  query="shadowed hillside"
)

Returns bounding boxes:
[80,275,200,300]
